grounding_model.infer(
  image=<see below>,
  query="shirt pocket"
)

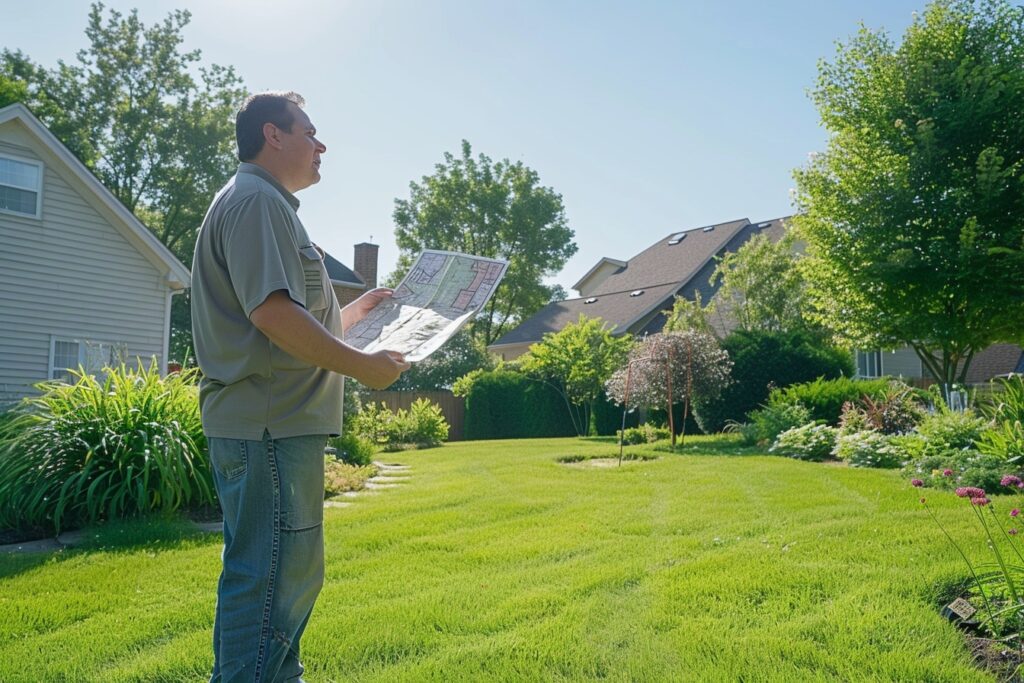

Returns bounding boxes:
[298,245,328,313]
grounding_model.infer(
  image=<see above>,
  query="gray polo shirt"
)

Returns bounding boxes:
[191,163,344,439]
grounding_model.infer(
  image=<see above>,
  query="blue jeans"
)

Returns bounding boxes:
[208,432,327,683]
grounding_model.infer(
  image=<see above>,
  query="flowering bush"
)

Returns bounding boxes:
[837,401,875,436]
[832,430,903,468]
[902,450,1012,492]
[770,423,837,461]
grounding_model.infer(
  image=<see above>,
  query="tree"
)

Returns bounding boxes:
[387,329,496,391]
[391,141,578,345]
[519,315,633,436]
[793,0,1024,387]
[1,4,246,363]
[663,291,715,336]
[605,331,732,447]
[710,232,808,334]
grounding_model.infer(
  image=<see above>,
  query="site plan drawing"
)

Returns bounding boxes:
[344,250,509,362]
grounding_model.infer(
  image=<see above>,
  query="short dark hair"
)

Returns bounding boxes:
[235,91,306,162]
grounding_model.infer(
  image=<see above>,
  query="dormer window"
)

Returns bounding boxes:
[0,153,43,218]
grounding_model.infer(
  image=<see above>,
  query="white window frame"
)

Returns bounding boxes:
[856,349,883,378]
[48,335,127,382]
[0,152,43,220]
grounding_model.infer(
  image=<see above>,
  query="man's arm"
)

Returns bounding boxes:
[250,290,409,389]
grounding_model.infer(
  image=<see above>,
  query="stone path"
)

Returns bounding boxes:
[0,461,411,554]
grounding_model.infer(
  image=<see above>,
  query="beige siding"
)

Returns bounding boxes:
[0,131,168,404]
[576,261,625,297]
[881,347,923,379]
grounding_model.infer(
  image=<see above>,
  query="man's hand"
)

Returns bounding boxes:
[342,287,395,330]
[360,350,411,389]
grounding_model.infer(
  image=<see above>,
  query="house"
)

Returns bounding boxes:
[488,217,788,360]
[490,214,1023,385]
[0,103,190,404]
[325,241,378,308]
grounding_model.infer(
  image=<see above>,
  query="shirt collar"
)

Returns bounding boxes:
[237,162,300,210]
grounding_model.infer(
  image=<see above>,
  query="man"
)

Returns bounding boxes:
[191,91,409,682]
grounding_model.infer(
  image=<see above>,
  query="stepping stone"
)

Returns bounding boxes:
[194,521,223,534]
[0,537,63,554]
[364,481,401,489]
[371,476,411,483]
[324,501,353,509]
[373,462,410,471]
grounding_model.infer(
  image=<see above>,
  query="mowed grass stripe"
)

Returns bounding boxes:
[0,436,996,681]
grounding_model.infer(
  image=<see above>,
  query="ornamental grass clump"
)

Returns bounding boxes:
[918,475,1024,640]
[0,363,212,534]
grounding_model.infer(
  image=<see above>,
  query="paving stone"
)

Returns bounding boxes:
[324,501,353,508]
[364,481,401,489]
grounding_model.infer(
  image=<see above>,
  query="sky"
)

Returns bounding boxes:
[1,0,926,295]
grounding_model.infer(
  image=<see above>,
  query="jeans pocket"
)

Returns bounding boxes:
[209,438,248,481]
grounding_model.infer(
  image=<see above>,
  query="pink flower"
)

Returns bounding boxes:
[971,497,991,507]
[943,469,953,477]
[911,479,924,488]
[1001,475,1023,488]
[1011,529,1019,536]
[956,487,986,498]
[1012,509,1020,518]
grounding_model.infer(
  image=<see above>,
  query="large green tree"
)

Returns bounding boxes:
[391,140,577,346]
[1,4,246,363]
[793,0,1024,386]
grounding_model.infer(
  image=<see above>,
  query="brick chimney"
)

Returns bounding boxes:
[353,242,379,289]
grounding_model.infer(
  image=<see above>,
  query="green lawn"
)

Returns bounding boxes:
[0,436,1000,681]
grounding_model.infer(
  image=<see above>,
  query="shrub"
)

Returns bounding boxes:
[902,450,1013,492]
[770,423,837,461]
[837,401,875,435]
[323,458,378,497]
[857,383,926,434]
[977,375,1024,461]
[832,430,903,468]
[692,330,854,433]
[916,409,989,458]
[771,376,899,426]
[328,432,376,466]
[351,399,449,450]
[747,399,812,446]
[461,368,577,440]
[617,424,671,445]
[0,363,212,533]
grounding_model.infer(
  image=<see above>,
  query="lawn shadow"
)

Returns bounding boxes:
[649,435,765,457]
[0,513,221,581]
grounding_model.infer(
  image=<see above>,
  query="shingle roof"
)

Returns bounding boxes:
[323,252,365,288]
[965,344,1024,383]
[490,216,792,349]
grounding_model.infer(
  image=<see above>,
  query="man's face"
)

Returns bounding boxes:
[276,102,326,192]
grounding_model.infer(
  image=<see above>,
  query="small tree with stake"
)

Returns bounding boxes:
[605,331,732,459]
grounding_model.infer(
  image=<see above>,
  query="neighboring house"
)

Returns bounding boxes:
[490,213,1023,385]
[488,216,788,360]
[325,241,378,308]
[0,103,190,404]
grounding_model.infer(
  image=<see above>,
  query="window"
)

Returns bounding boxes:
[856,350,882,378]
[0,154,43,218]
[50,337,127,382]
[584,297,598,304]
[667,232,686,245]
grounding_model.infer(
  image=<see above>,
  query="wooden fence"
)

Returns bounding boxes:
[361,390,466,441]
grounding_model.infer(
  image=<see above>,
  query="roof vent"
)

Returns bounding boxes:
[584,297,598,304]
[667,232,686,245]
[630,290,645,297]
[756,222,771,228]
[702,225,715,233]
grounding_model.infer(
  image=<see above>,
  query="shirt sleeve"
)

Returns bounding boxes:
[220,192,306,317]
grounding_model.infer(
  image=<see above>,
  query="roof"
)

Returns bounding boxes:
[0,103,191,290]
[323,251,365,289]
[965,344,1024,383]
[490,217,792,349]
[571,256,628,292]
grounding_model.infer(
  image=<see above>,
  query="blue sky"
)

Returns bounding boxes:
[2,1,925,293]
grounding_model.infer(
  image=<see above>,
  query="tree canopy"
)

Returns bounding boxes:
[519,315,633,436]
[793,0,1024,385]
[391,140,577,346]
[1,4,246,363]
